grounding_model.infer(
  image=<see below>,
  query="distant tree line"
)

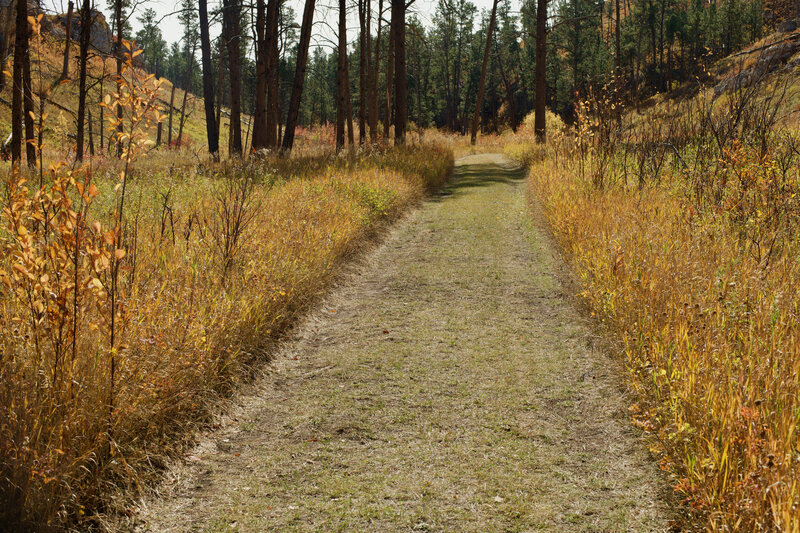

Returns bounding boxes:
[4,0,765,166]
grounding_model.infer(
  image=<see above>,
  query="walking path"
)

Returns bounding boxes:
[135,154,670,532]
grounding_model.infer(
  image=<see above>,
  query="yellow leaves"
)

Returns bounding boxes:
[114,249,126,260]
[89,278,103,290]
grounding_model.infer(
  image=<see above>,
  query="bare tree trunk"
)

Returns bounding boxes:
[266,0,279,147]
[224,0,242,156]
[471,0,498,145]
[216,36,225,140]
[615,0,621,92]
[88,107,95,155]
[392,0,406,145]
[11,0,27,165]
[346,75,354,145]
[99,58,105,150]
[167,84,176,147]
[75,0,90,161]
[370,0,382,141]
[358,0,367,144]
[200,0,219,156]
[336,0,347,150]
[534,0,547,142]
[177,39,197,148]
[22,15,35,167]
[252,0,267,150]
[115,0,123,157]
[60,1,74,81]
[384,15,394,139]
[281,0,315,153]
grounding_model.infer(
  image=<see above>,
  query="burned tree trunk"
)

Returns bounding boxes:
[199,0,219,156]
[281,0,315,153]
[223,0,242,156]
[266,0,279,147]
[11,0,28,165]
[252,0,267,150]
[371,0,382,141]
[336,0,347,150]
[358,0,368,144]
[391,0,406,145]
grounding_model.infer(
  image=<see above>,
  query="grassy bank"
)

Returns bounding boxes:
[526,107,800,528]
[0,144,453,530]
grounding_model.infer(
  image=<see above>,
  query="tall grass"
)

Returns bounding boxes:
[0,88,453,531]
[525,84,800,529]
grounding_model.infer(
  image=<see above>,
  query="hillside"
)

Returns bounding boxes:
[0,26,240,160]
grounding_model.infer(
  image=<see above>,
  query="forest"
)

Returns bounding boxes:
[3,0,800,530]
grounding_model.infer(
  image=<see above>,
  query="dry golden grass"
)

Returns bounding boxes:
[526,126,800,529]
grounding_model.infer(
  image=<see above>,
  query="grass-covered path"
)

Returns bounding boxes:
[135,154,670,532]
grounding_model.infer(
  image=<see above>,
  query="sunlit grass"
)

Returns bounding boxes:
[526,129,800,530]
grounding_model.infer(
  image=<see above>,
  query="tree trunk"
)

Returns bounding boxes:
[216,36,225,140]
[61,1,74,81]
[471,0,498,145]
[75,0,90,161]
[177,40,196,148]
[167,84,176,147]
[224,0,243,156]
[534,0,547,142]
[99,58,105,150]
[11,0,27,165]
[115,0,123,157]
[336,0,347,150]
[358,0,367,144]
[266,0,279,147]
[392,0,406,145]
[88,107,95,155]
[252,0,267,150]
[199,0,219,156]
[22,14,35,167]
[615,0,621,93]
[281,0,315,153]
[371,0,382,141]
[384,16,394,139]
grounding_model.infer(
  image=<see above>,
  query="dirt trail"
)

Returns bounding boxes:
[133,154,670,532]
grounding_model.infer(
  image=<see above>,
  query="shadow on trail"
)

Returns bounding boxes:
[437,155,527,201]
